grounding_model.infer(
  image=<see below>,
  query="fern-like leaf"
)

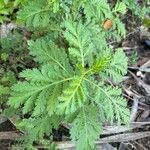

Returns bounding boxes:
[64,21,94,66]
[8,64,74,116]
[28,38,71,73]
[101,48,128,82]
[83,0,112,22]
[85,79,130,125]
[18,114,61,145]
[20,64,67,82]
[17,0,51,27]
[90,49,112,74]
[58,77,87,114]
[0,85,10,96]
[113,2,127,14]
[70,106,101,150]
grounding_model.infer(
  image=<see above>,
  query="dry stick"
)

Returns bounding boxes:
[56,132,150,149]
[122,46,138,50]
[102,124,143,135]
[62,121,147,136]
[133,141,148,150]
[123,92,149,109]
[5,114,150,139]
[123,87,141,98]
[129,71,150,96]
[131,121,150,125]
[55,121,150,138]
[130,96,139,122]
[97,131,150,143]
[128,60,150,73]
[122,87,149,111]
[0,131,150,149]
[140,60,150,69]
[135,60,150,77]
[0,131,21,140]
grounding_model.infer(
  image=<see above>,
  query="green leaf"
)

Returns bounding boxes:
[90,49,112,74]
[102,48,128,82]
[113,2,127,14]
[47,84,62,116]
[85,79,130,125]
[28,38,72,73]
[0,85,10,96]
[64,21,94,66]
[143,18,150,28]
[14,0,21,6]
[8,64,74,115]
[18,114,61,144]
[17,0,51,27]
[71,106,101,150]
[58,77,87,114]
[83,0,112,22]
[32,90,48,116]
[20,64,65,82]
[114,17,126,37]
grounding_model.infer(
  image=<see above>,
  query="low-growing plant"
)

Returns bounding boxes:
[128,50,139,65]
[0,0,16,23]
[0,69,16,111]
[0,29,27,53]
[125,0,150,19]
[0,29,28,112]
[0,0,29,23]
[4,0,149,149]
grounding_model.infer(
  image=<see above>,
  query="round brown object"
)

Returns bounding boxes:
[103,19,113,30]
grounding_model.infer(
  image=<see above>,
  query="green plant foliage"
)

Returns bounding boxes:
[113,2,127,14]
[124,0,150,18]
[0,69,16,105]
[70,106,101,150]
[28,38,72,71]
[0,0,29,23]
[0,0,13,23]
[143,18,150,28]
[128,50,139,65]
[0,85,10,97]
[101,48,128,82]
[8,34,128,150]
[6,0,148,149]
[0,30,26,52]
[17,0,51,28]
[64,21,94,65]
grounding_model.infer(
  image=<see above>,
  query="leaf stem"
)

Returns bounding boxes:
[84,78,119,109]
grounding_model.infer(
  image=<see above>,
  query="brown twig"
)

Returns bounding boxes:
[130,97,139,122]
[56,132,150,149]
[0,131,150,149]
[0,131,21,140]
